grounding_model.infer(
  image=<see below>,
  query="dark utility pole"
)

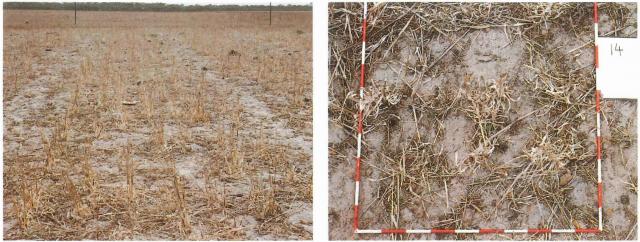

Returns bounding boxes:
[74,2,77,25]
[269,2,272,26]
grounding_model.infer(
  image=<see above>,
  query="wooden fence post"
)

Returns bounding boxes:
[269,2,272,26]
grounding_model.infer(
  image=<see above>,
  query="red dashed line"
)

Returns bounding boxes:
[594,2,599,23]
[353,205,359,230]
[352,1,604,236]
[598,182,603,208]
[576,228,600,233]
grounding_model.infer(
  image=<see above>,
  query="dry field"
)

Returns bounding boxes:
[329,2,636,240]
[3,10,312,240]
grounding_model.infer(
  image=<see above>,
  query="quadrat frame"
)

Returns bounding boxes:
[351,1,604,235]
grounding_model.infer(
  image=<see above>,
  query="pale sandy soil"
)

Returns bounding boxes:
[3,10,312,240]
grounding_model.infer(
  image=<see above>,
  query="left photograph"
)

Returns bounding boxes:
[3,1,312,240]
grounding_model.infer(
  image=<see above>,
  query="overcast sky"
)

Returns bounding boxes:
[11,0,311,6]
[164,0,311,5]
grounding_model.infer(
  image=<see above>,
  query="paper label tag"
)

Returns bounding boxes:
[597,37,640,99]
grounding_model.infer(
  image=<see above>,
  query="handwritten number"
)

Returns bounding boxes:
[610,43,623,56]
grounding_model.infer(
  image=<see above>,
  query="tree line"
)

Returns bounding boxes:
[3,2,312,12]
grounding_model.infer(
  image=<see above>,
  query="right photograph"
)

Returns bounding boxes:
[329,2,637,240]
